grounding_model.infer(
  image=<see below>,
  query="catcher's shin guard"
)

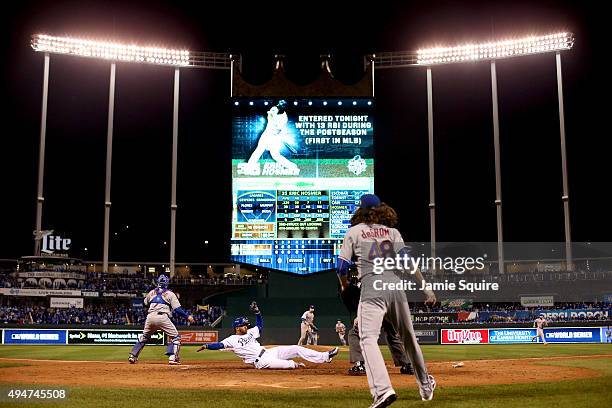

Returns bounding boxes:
[130,333,150,357]
[166,334,181,360]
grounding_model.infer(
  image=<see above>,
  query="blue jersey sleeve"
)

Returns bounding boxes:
[206,342,225,350]
[173,306,190,318]
[336,257,350,277]
[255,312,263,333]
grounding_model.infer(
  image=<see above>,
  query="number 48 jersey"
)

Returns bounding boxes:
[338,222,405,279]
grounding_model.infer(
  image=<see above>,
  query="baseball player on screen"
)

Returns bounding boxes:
[128,274,194,365]
[246,100,299,173]
[335,320,347,346]
[337,194,437,406]
[298,305,316,345]
[197,301,339,369]
[606,326,611,343]
[532,314,548,344]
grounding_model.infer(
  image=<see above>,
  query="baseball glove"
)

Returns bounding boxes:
[249,301,260,314]
[340,283,361,313]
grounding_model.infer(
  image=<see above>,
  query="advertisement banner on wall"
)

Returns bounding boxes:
[412,313,458,324]
[50,297,84,308]
[537,309,610,320]
[520,296,554,307]
[3,329,67,345]
[414,329,439,344]
[67,330,164,345]
[0,288,81,297]
[177,331,218,344]
[441,329,489,344]
[544,327,602,343]
[489,328,537,343]
[601,327,612,343]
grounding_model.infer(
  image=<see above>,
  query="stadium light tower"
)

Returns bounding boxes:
[31,34,233,276]
[373,32,575,272]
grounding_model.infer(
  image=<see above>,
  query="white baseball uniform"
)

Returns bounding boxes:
[220,326,330,369]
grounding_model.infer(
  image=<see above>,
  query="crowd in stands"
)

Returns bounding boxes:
[0,303,224,327]
[413,301,609,313]
[411,301,610,324]
[0,272,262,291]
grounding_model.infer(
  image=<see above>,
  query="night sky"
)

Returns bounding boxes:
[0,0,608,263]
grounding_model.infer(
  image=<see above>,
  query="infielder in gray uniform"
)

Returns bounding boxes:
[531,315,548,344]
[128,275,194,365]
[298,305,316,345]
[337,194,436,407]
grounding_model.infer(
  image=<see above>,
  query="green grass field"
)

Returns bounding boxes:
[0,344,610,408]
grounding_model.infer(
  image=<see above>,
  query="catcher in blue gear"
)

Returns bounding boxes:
[128,275,194,365]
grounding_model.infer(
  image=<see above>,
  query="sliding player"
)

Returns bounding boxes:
[197,301,338,369]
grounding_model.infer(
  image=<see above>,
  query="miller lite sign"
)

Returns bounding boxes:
[38,231,71,255]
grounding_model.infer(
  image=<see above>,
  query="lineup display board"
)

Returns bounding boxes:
[231,98,375,274]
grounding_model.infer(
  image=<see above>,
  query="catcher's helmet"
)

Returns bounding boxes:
[232,316,250,329]
[157,274,170,289]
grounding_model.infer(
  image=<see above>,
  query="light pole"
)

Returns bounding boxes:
[426,67,436,260]
[102,62,116,274]
[556,51,572,271]
[34,52,50,256]
[170,67,180,277]
[31,34,232,273]
[374,32,574,266]
[490,60,504,273]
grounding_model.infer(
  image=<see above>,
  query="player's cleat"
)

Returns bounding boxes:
[296,362,306,368]
[348,362,367,376]
[400,363,414,375]
[327,347,339,362]
[420,375,436,401]
[168,357,181,365]
[128,354,137,364]
[369,390,397,408]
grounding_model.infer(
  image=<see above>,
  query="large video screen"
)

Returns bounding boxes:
[230,98,374,274]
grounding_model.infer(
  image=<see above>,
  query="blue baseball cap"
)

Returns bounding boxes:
[360,194,381,209]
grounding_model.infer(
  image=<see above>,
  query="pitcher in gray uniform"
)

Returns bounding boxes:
[337,194,436,407]
[128,274,194,365]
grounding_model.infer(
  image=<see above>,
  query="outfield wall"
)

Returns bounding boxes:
[1,326,610,345]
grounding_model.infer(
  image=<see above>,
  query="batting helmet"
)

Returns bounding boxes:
[232,316,250,328]
[157,274,170,289]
